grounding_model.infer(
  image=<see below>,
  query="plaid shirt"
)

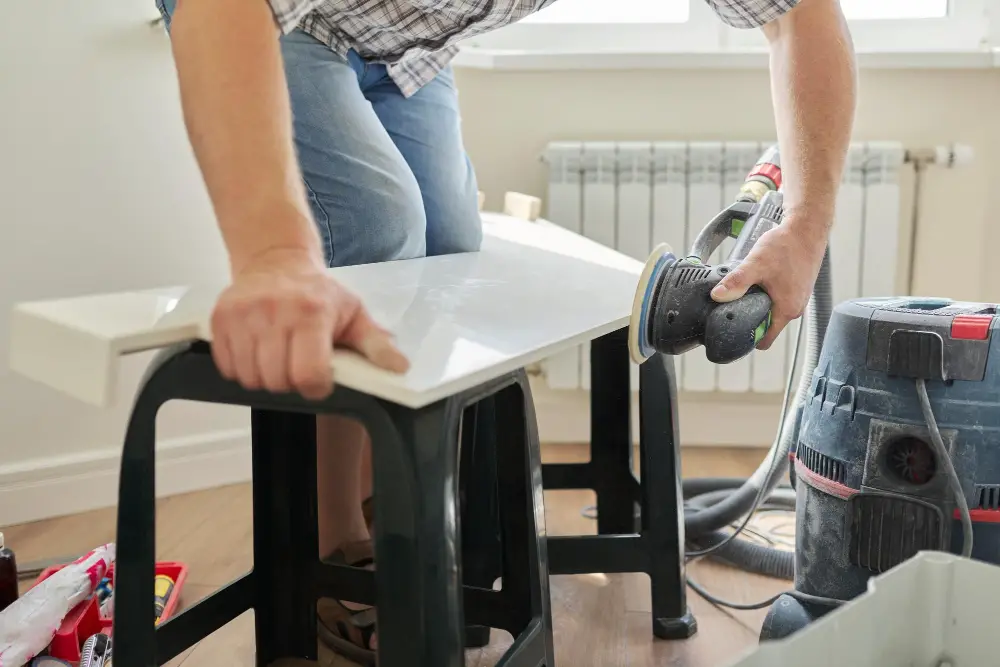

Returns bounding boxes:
[268,0,799,97]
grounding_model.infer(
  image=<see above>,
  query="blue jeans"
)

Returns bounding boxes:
[156,1,482,268]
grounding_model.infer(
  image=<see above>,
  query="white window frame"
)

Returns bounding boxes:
[462,0,719,53]
[725,0,991,52]
[462,0,996,56]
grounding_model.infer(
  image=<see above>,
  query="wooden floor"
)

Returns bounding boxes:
[8,445,790,667]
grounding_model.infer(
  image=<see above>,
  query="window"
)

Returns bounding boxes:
[840,0,948,20]
[521,0,688,24]
[520,0,948,24]
[463,1,720,54]
[724,0,990,51]
[462,0,994,57]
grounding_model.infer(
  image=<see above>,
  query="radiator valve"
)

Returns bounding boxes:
[905,143,974,168]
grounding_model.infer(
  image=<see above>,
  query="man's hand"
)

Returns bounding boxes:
[211,249,409,399]
[711,214,828,349]
[710,0,855,348]
[168,0,410,397]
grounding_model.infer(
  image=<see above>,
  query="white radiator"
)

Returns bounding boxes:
[541,140,906,394]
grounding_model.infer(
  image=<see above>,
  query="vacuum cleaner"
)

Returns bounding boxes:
[755,295,1000,639]
[628,144,999,640]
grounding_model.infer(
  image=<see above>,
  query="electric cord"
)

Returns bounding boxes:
[915,378,973,558]
[684,315,804,561]
[576,313,808,611]
[686,576,785,611]
[688,579,850,613]
[678,318,805,612]
[735,526,778,548]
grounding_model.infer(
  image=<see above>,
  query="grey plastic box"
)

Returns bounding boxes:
[728,552,993,667]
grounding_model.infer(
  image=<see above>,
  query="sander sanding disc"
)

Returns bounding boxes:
[628,243,676,365]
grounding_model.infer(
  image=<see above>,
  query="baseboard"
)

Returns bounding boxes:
[531,377,784,448]
[0,429,251,526]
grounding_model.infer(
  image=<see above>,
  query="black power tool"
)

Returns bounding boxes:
[628,146,784,366]
[625,144,814,612]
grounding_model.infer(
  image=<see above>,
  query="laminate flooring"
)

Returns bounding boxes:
[8,444,791,667]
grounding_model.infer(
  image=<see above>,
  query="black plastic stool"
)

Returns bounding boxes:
[112,341,554,667]
[434,327,697,641]
[541,328,696,640]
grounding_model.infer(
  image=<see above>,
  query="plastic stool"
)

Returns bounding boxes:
[111,342,554,667]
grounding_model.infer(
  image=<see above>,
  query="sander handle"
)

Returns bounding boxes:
[729,189,784,263]
[630,144,783,365]
[705,187,784,356]
[704,286,772,363]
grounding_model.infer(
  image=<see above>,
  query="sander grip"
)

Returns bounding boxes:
[704,287,772,363]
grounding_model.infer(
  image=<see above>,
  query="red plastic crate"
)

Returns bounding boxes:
[31,561,188,664]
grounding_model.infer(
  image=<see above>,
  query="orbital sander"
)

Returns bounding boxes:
[628,145,783,367]
[626,144,829,614]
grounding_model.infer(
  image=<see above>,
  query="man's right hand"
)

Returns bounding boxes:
[168,0,408,398]
[210,249,410,400]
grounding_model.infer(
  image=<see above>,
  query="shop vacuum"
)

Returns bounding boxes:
[627,144,999,640]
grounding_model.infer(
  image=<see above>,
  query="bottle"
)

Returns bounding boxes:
[0,531,19,612]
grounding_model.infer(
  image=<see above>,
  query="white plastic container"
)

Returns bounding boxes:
[728,551,994,667]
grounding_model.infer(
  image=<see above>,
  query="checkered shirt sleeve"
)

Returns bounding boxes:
[704,0,800,28]
[267,0,326,33]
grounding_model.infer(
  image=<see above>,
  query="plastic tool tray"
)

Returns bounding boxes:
[728,551,993,667]
[31,561,188,664]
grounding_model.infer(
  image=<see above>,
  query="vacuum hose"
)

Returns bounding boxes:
[682,234,833,578]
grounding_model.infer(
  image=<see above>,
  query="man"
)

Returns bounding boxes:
[155,0,855,660]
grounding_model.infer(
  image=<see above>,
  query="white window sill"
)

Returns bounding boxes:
[452,46,1000,71]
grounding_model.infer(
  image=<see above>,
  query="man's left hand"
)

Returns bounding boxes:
[709,215,829,349]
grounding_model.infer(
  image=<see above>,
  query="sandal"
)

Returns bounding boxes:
[362,496,375,533]
[318,539,378,666]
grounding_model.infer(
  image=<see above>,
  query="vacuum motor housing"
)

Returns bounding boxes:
[782,297,1000,626]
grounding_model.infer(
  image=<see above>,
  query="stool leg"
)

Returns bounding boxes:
[590,329,639,534]
[494,376,555,666]
[639,356,697,639]
[366,400,465,667]
[251,409,319,665]
[114,395,161,667]
[460,398,502,649]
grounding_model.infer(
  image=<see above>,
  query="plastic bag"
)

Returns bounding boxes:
[0,544,115,667]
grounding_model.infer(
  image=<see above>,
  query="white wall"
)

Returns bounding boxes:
[0,0,251,525]
[455,66,1000,303]
[1,0,998,524]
